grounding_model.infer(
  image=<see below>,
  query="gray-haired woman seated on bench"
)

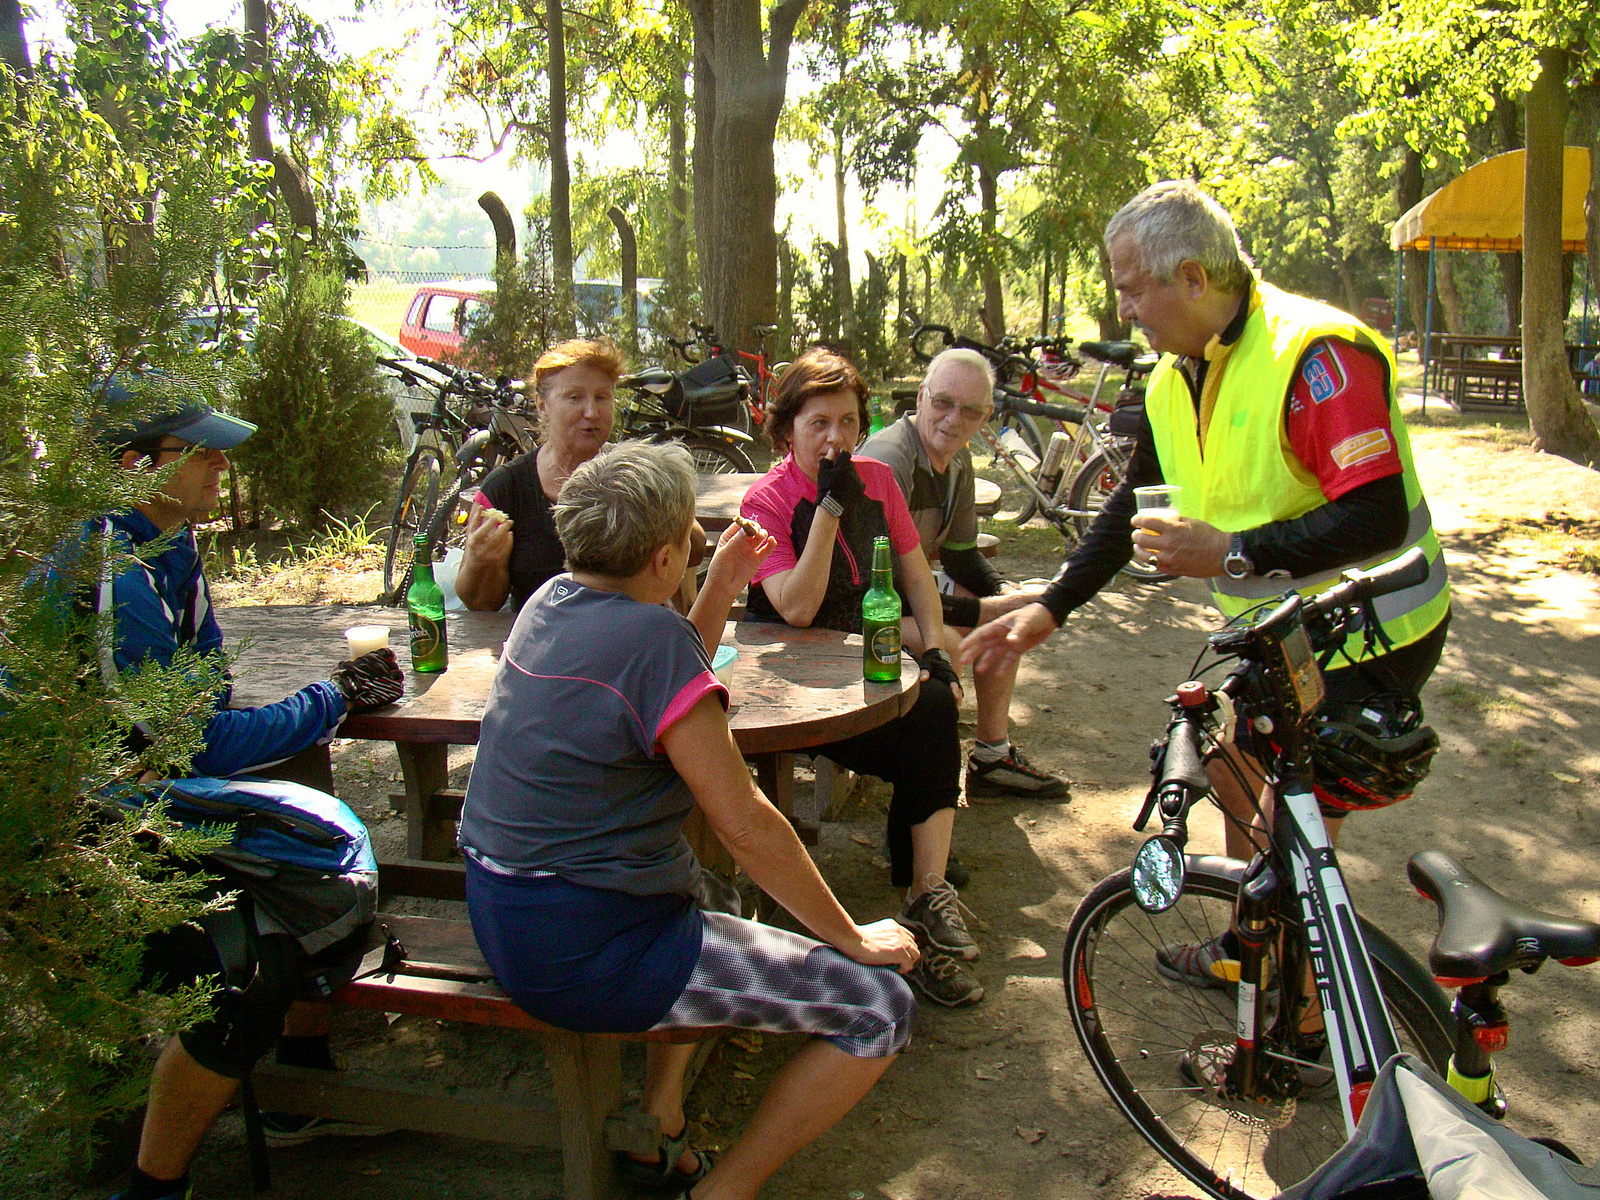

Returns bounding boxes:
[458,441,919,1200]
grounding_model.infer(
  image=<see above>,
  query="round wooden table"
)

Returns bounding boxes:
[218,605,919,859]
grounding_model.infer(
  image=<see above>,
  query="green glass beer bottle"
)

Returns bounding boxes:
[407,534,449,673]
[862,535,901,682]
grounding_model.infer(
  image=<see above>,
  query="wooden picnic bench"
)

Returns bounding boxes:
[249,860,724,1200]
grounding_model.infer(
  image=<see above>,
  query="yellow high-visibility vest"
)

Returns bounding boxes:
[1144,282,1449,661]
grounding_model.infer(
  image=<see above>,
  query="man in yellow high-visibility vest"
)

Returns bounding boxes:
[963,180,1450,990]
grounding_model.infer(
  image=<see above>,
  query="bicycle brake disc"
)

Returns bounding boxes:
[1185,1033,1299,1131]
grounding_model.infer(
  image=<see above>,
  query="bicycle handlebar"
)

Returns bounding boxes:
[992,388,1088,425]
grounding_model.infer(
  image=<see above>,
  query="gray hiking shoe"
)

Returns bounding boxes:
[965,744,1069,799]
[1155,931,1241,989]
[899,876,980,962]
[906,948,984,1008]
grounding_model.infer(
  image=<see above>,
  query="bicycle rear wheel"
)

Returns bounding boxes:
[1063,865,1451,1200]
[384,439,446,602]
[672,431,755,474]
[1067,449,1174,583]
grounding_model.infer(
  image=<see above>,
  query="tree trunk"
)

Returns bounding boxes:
[244,0,316,236]
[546,0,574,335]
[976,152,1003,342]
[689,0,807,354]
[0,0,31,75]
[607,205,638,360]
[1576,86,1600,343]
[666,62,689,303]
[1397,147,1429,345]
[777,235,794,356]
[896,253,908,334]
[1494,91,1524,333]
[691,11,716,314]
[1522,47,1600,465]
[834,122,854,343]
[1039,245,1051,336]
[1096,239,1127,340]
[1435,252,1464,334]
[479,191,517,265]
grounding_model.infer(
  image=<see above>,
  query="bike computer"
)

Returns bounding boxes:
[1252,595,1325,721]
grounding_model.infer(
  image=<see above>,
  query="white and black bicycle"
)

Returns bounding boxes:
[1062,549,1457,1199]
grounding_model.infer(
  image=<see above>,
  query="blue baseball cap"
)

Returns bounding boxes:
[99,376,257,452]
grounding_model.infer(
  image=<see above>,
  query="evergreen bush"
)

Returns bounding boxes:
[464,217,561,378]
[232,259,396,527]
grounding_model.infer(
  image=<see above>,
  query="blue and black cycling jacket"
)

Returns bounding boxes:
[86,509,346,777]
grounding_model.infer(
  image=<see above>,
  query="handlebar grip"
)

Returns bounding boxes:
[1160,720,1211,794]
[1308,546,1430,617]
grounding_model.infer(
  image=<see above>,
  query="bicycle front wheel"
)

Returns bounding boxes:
[1063,865,1451,1200]
[384,440,446,602]
[1067,449,1174,583]
[992,409,1047,526]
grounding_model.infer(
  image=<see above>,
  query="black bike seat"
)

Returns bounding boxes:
[753,324,778,337]
[1407,849,1600,980]
[1079,340,1139,368]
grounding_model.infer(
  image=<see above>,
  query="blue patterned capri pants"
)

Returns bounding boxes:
[648,911,916,1058]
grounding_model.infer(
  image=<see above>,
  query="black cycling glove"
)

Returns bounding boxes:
[331,648,405,713]
[919,647,960,688]
[815,450,866,515]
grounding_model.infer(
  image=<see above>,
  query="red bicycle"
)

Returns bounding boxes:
[669,321,790,435]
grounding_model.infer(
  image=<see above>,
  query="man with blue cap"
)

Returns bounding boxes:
[90,383,406,1200]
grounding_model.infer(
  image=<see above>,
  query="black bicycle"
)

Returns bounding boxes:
[382,358,535,603]
[1063,549,1454,1199]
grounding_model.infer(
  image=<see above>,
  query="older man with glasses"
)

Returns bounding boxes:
[862,348,1068,801]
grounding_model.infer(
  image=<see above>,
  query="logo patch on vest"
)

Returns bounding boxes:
[1330,428,1392,469]
[1301,347,1347,404]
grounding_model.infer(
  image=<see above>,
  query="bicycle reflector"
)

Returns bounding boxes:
[1311,692,1440,814]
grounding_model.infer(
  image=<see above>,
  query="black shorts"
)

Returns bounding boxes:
[139,890,303,1080]
[1232,610,1451,802]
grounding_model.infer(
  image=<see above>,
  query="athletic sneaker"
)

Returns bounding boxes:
[965,745,1069,799]
[1155,931,1241,989]
[906,949,984,1008]
[899,876,979,961]
[259,1112,398,1148]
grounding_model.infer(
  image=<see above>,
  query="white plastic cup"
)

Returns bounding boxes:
[1133,484,1183,520]
[344,625,391,659]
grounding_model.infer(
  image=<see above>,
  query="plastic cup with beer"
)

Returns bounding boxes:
[1133,484,1183,521]
[344,625,391,659]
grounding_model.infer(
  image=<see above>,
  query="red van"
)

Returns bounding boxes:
[397,281,494,364]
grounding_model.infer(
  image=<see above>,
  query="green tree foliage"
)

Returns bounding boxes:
[0,51,268,1175]
[233,258,396,525]
[463,217,560,377]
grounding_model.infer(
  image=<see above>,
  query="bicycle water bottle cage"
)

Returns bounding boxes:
[1407,849,1600,981]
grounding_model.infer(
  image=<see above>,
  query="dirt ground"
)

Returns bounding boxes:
[90,401,1600,1199]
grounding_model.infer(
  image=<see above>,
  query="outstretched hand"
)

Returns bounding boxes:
[959,602,1059,678]
[704,517,776,598]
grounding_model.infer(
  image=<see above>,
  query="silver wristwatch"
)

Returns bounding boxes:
[1223,532,1254,580]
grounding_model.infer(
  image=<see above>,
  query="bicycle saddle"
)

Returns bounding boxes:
[620,367,675,392]
[1407,849,1600,980]
[753,323,778,337]
[1080,340,1140,368]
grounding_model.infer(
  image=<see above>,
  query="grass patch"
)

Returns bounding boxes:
[1479,511,1600,575]
[202,509,386,585]
[1437,681,1527,714]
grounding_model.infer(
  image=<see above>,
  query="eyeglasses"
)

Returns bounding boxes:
[153,441,227,461]
[927,394,992,423]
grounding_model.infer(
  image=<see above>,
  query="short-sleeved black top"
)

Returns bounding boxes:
[474,450,565,611]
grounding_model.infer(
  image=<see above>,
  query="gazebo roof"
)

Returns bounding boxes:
[1390,147,1590,253]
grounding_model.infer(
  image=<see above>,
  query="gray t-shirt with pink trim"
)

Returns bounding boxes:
[459,576,727,896]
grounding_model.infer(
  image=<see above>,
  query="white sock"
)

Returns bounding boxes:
[971,738,1010,763]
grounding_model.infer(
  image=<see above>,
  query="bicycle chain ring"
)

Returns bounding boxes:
[1185,1033,1298,1131]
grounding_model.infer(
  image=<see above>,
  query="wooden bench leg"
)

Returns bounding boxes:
[395,741,455,860]
[544,1030,623,1200]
